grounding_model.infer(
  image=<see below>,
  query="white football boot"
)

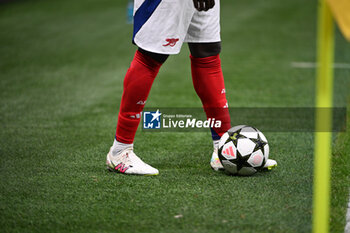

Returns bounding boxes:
[263,159,277,170]
[106,148,159,176]
[211,147,277,171]
[210,147,224,171]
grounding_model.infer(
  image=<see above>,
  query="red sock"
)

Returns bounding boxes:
[190,54,231,140]
[116,50,162,144]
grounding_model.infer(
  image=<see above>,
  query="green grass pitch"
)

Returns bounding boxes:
[0,0,349,232]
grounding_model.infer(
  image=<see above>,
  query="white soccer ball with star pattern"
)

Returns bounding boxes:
[218,125,269,176]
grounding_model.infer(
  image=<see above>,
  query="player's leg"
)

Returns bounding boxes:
[189,42,277,171]
[188,42,221,58]
[107,0,194,175]
[185,1,276,171]
[188,42,231,171]
[138,48,169,64]
[184,0,228,170]
[114,48,168,145]
[106,49,168,175]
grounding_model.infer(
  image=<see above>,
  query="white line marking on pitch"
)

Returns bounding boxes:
[291,62,350,69]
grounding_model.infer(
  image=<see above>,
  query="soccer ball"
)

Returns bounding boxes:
[218,125,269,176]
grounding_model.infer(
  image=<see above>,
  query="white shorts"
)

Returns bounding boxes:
[133,0,221,54]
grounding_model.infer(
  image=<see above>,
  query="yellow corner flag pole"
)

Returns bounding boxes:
[313,0,334,232]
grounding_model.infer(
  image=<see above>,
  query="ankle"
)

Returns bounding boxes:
[213,140,220,150]
[111,139,133,156]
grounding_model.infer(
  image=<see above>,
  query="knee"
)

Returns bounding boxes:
[188,42,221,58]
[138,48,169,64]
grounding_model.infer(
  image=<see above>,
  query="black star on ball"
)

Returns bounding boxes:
[234,149,252,171]
[250,133,267,153]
